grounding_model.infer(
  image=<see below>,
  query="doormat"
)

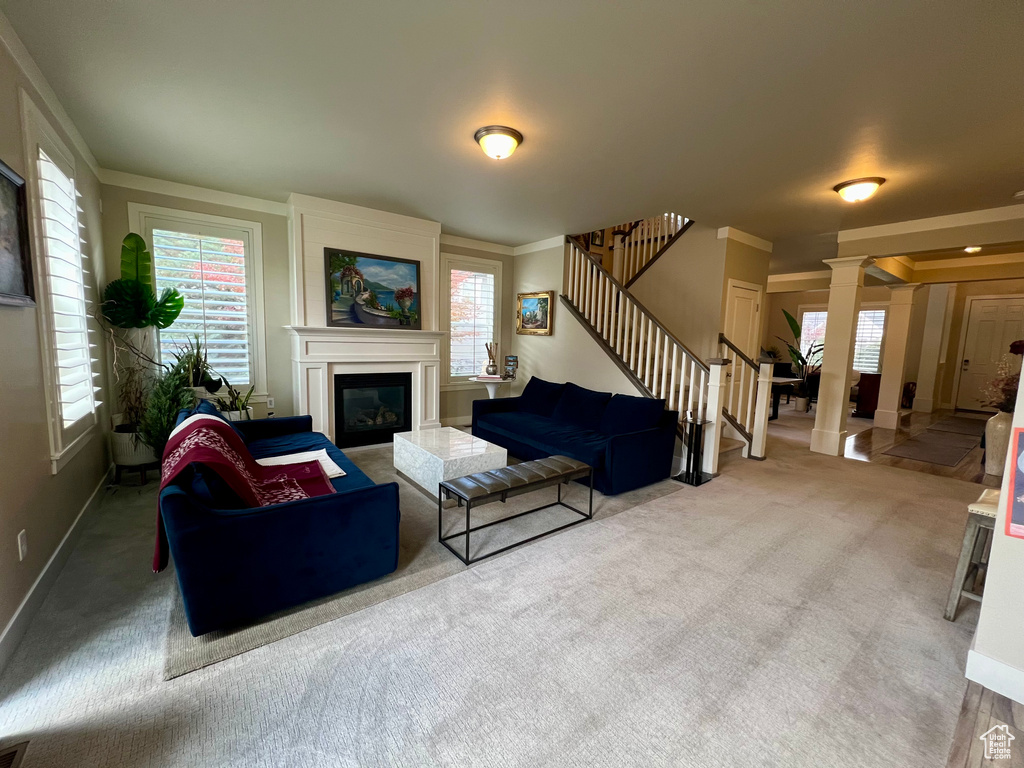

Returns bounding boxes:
[883,430,980,467]
[927,416,988,438]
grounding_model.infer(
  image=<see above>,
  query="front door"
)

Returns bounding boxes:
[956,297,1024,410]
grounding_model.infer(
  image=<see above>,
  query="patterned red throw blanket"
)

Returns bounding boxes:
[153,414,335,572]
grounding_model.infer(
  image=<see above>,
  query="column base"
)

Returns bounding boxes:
[810,428,847,456]
[873,409,905,430]
[912,397,935,413]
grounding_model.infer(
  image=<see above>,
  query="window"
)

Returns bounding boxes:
[799,307,888,374]
[443,255,501,381]
[132,205,266,393]
[23,95,100,472]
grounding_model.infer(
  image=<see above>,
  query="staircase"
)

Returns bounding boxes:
[562,220,773,476]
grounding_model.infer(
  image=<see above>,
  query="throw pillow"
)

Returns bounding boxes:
[599,394,667,435]
[551,382,612,431]
[192,399,248,443]
[520,377,566,417]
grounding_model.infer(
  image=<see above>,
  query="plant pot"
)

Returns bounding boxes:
[110,426,157,468]
[222,407,254,422]
[192,386,217,402]
[794,396,810,413]
[985,411,1013,477]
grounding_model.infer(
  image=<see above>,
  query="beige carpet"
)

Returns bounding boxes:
[164,445,680,678]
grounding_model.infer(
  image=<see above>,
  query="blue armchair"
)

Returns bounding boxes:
[159,409,401,636]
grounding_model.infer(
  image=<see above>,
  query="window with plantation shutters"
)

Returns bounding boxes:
[152,229,252,385]
[443,255,502,382]
[800,307,888,374]
[23,92,103,473]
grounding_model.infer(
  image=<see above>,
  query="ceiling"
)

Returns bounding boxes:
[898,241,1024,264]
[2,0,1022,246]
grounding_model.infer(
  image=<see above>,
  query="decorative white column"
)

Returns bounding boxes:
[702,358,732,475]
[810,256,873,456]
[912,284,951,413]
[873,283,922,430]
[748,357,774,460]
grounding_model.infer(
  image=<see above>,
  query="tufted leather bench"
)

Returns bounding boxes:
[438,455,593,565]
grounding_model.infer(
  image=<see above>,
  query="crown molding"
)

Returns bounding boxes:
[909,251,1024,271]
[439,233,514,255]
[767,270,831,284]
[0,10,99,177]
[838,204,1024,242]
[513,235,564,255]
[717,227,773,253]
[100,169,289,216]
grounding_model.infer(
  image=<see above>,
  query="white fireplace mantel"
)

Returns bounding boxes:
[287,326,444,442]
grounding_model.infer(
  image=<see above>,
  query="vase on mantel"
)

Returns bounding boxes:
[985,411,1013,477]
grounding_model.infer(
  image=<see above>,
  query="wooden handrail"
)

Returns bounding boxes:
[623,218,695,288]
[718,333,759,372]
[566,237,710,373]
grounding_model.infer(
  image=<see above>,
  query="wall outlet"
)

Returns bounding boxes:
[266,396,275,409]
[17,530,27,562]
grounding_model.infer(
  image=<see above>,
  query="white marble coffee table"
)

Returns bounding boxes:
[393,428,507,498]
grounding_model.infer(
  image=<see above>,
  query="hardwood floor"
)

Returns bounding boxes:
[947,682,1024,767]
[843,409,1000,487]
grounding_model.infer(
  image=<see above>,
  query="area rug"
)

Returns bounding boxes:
[163,444,681,679]
[927,415,988,437]
[882,430,980,467]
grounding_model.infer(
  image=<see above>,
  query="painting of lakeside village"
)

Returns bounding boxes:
[325,248,421,329]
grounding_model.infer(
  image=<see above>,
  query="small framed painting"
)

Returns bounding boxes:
[516,291,554,336]
[0,157,34,307]
[324,248,422,330]
[591,229,605,248]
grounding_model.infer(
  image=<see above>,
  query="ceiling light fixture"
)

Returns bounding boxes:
[474,126,523,160]
[1015,190,1024,200]
[964,246,982,253]
[833,177,886,203]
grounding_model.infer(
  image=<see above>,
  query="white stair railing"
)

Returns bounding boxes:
[718,333,773,460]
[615,212,689,286]
[564,238,731,475]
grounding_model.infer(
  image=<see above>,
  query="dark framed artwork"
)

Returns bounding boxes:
[516,291,554,336]
[324,248,422,329]
[591,229,605,248]
[0,157,34,306]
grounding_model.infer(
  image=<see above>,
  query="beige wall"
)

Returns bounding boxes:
[99,185,293,417]
[938,278,1024,408]
[0,43,110,647]
[510,244,642,397]
[439,243,515,424]
[628,223,726,361]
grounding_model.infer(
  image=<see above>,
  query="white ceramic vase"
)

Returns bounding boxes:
[794,396,810,413]
[985,410,1013,477]
[222,407,254,422]
[110,429,157,467]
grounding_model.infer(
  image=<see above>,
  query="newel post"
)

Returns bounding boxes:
[749,357,774,460]
[702,358,732,476]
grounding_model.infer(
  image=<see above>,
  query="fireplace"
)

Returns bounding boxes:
[333,372,413,448]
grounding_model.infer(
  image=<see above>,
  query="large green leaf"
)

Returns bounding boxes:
[120,232,153,290]
[148,287,184,329]
[101,278,156,328]
[782,308,802,341]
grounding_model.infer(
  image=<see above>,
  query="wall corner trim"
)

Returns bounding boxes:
[439,234,514,255]
[513,236,564,256]
[717,227,773,253]
[100,169,289,216]
[0,466,111,675]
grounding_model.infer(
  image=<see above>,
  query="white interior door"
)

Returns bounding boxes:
[956,297,1024,410]
[724,282,762,359]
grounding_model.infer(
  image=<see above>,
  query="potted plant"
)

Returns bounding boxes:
[214,381,255,421]
[172,334,223,400]
[100,233,184,472]
[139,362,196,458]
[777,309,823,413]
[983,342,1023,476]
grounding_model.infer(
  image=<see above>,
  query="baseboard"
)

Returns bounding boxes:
[0,466,111,675]
[966,649,1024,705]
[441,416,471,427]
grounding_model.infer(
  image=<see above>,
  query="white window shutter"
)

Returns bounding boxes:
[449,268,497,377]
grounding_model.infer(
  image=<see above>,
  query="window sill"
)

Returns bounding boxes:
[51,424,99,475]
[441,380,489,392]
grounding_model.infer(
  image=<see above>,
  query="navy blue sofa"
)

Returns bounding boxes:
[472,378,677,495]
[159,405,401,636]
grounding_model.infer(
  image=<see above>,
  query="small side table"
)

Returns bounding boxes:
[672,418,711,486]
[469,377,511,400]
[944,488,999,621]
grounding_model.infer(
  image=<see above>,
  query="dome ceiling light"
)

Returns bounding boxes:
[964,246,982,253]
[833,177,886,203]
[474,126,523,160]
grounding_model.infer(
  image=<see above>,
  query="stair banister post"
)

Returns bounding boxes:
[702,358,732,476]
[749,357,774,460]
